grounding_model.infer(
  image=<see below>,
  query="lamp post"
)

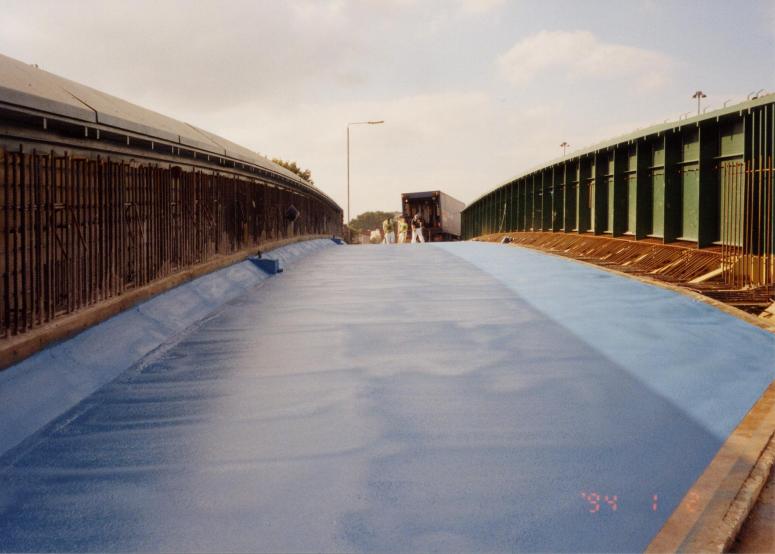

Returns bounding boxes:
[692,90,706,116]
[347,120,384,224]
[560,141,569,156]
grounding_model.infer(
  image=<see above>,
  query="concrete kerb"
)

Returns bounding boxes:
[475,235,775,553]
[0,237,340,460]
[646,384,775,553]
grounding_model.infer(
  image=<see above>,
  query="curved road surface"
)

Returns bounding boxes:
[1,242,774,552]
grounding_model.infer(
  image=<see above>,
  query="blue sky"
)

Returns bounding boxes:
[1,0,773,217]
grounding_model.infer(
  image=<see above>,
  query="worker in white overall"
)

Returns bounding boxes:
[397,216,409,244]
[411,212,425,243]
[382,216,395,244]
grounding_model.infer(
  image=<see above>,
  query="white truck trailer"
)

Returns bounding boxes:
[401,191,465,241]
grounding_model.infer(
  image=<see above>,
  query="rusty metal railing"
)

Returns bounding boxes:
[721,157,774,289]
[0,147,341,338]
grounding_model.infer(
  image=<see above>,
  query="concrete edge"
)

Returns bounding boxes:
[724,434,775,551]
[480,238,775,552]
[0,234,330,370]
[645,382,775,553]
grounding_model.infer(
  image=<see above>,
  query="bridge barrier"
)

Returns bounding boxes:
[462,95,775,290]
[0,150,342,342]
[0,52,343,347]
[0,238,339,460]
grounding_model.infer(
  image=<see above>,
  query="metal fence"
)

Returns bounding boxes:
[0,147,341,337]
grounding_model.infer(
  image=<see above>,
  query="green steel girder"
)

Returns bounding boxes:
[460,95,775,254]
[635,140,650,240]
[612,146,628,237]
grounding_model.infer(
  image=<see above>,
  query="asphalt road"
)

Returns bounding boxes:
[1,242,773,552]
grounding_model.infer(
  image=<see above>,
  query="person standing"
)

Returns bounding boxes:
[382,216,395,244]
[411,212,425,243]
[397,216,409,244]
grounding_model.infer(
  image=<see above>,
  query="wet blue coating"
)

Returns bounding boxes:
[1,242,774,552]
[0,239,337,459]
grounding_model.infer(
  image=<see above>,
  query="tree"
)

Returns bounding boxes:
[271,158,314,185]
[348,210,399,231]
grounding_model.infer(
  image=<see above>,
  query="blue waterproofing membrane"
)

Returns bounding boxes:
[0,242,773,552]
[0,239,337,459]
[438,242,775,442]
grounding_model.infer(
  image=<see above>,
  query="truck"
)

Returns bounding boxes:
[401,190,465,242]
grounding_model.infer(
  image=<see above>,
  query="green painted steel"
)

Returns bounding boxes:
[651,171,665,237]
[462,95,775,270]
[680,167,700,241]
[627,176,637,234]
[606,177,614,233]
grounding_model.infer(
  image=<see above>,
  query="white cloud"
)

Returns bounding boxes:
[290,0,346,21]
[0,1,361,113]
[497,30,673,90]
[458,0,506,14]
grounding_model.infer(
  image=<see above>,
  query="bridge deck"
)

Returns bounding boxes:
[1,242,774,552]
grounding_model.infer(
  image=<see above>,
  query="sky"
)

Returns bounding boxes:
[1,0,773,219]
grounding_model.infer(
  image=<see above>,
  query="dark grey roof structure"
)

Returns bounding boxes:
[0,52,337,207]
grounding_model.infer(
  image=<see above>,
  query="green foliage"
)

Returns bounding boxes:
[348,210,397,231]
[271,158,314,184]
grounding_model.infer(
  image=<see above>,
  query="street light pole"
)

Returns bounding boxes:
[560,141,569,156]
[347,125,350,224]
[692,90,707,116]
[346,120,384,225]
